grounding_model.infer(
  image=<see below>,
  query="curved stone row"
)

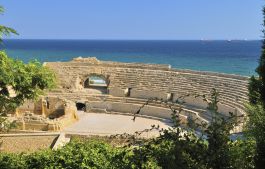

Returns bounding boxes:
[45,57,249,121]
[47,91,244,127]
[47,92,207,124]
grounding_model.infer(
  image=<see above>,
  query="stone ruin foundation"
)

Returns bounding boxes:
[14,97,78,131]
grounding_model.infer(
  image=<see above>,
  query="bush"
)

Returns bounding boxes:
[0,138,159,169]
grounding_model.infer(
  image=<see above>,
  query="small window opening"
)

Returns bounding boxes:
[125,88,132,97]
[45,97,50,109]
[167,93,174,102]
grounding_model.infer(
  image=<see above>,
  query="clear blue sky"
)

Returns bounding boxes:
[0,0,263,40]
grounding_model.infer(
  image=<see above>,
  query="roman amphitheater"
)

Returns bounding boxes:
[1,57,249,152]
[21,57,249,132]
[1,57,248,151]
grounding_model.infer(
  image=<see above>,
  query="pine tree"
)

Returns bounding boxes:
[249,7,265,106]
[246,6,265,169]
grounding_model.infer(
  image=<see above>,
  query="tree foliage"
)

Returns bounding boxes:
[0,6,18,42]
[0,6,55,134]
[248,76,262,105]
[0,139,159,169]
[0,51,56,115]
[245,103,265,168]
[0,51,56,133]
[0,136,255,169]
[256,7,265,105]
[246,4,265,169]
[248,6,265,106]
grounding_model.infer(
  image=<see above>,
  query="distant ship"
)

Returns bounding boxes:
[227,39,248,42]
[200,38,213,42]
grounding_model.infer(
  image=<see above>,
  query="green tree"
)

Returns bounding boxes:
[248,76,262,104]
[203,89,233,169]
[248,6,265,106]
[245,103,265,168]
[0,51,56,116]
[256,7,265,106]
[246,5,265,169]
[0,6,55,132]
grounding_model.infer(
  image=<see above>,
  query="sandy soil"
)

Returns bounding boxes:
[0,136,57,153]
[64,112,171,138]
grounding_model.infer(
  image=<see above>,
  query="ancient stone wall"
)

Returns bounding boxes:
[45,57,248,116]
[15,97,78,131]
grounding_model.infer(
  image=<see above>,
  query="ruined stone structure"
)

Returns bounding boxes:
[15,97,78,131]
[44,57,248,127]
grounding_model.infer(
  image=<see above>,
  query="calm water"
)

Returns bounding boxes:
[0,39,261,76]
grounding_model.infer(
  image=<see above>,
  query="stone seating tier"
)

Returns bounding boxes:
[47,92,244,123]
[45,57,249,123]
[48,87,246,110]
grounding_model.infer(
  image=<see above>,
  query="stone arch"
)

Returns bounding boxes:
[82,74,110,94]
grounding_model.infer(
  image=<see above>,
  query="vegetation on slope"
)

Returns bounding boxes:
[246,4,265,169]
[0,6,56,131]
[0,52,56,114]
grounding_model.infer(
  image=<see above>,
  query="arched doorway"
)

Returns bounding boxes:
[83,75,108,94]
[76,102,86,111]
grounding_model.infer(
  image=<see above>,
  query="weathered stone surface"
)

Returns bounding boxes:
[15,97,78,131]
[46,57,248,114]
[13,57,248,132]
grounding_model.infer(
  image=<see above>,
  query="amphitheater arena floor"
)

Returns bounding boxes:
[63,112,172,138]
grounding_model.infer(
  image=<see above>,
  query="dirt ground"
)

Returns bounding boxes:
[0,135,58,153]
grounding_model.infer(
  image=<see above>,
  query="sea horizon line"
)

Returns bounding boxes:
[2,38,261,41]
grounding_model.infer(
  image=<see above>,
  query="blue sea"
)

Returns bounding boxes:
[0,39,261,76]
